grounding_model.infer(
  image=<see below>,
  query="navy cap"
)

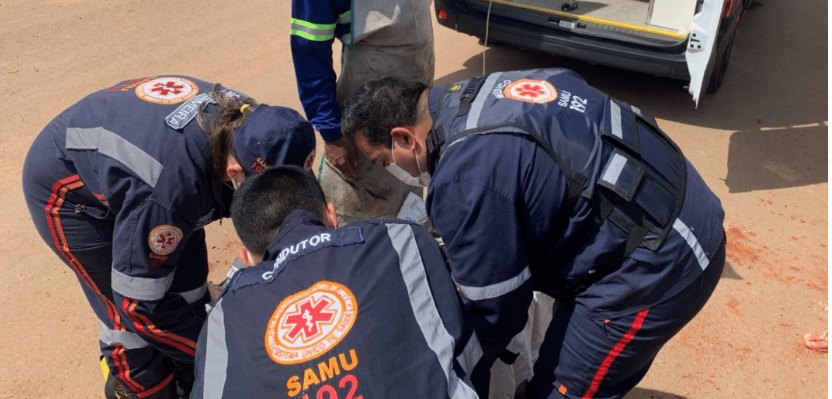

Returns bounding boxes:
[234,105,316,175]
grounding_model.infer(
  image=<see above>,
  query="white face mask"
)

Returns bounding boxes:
[386,141,430,187]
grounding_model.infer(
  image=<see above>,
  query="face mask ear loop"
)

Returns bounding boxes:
[414,148,423,175]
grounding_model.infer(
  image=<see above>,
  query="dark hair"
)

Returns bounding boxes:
[196,84,259,181]
[230,166,326,257]
[342,77,428,147]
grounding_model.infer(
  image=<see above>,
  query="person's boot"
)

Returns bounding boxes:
[111,377,178,399]
[104,371,117,399]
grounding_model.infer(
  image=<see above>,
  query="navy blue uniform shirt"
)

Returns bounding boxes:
[425,69,725,365]
[192,210,479,398]
[34,76,230,361]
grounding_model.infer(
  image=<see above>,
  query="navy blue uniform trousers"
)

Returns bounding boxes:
[527,239,725,399]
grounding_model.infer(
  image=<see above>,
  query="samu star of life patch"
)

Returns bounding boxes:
[148,225,183,256]
[265,281,358,365]
[135,77,199,105]
[503,79,558,104]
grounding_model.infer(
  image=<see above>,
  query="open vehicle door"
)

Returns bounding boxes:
[686,0,726,107]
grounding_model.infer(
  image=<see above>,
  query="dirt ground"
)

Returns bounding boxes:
[0,0,827,398]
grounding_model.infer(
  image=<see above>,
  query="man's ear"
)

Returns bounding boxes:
[390,126,415,150]
[226,157,245,189]
[324,202,338,229]
[238,246,260,267]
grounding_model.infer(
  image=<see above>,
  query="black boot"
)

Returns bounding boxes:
[111,377,178,399]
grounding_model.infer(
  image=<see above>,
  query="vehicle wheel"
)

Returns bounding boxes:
[706,32,736,93]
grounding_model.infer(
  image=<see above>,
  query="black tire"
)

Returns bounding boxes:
[706,32,736,93]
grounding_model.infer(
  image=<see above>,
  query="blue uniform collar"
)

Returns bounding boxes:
[229,209,364,292]
[262,209,326,260]
[427,86,449,175]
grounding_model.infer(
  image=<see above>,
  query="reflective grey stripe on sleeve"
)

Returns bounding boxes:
[99,321,148,349]
[111,269,175,301]
[203,299,229,399]
[173,282,207,304]
[386,223,479,399]
[457,333,483,378]
[465,72,503,130]
[610,100,623,139]
[289,19,336,41]
[672,218,710,270]
[66,127,163,188]
[455,266,531,301]
[601,152,628,186]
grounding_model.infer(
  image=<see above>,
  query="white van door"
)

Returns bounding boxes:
[685,0,726,106]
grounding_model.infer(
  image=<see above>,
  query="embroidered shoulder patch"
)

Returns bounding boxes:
[503,79,558,104]
[136,77,199,105]
[265,281,358,365]
[148,225,183,256]
[166,93,213,129]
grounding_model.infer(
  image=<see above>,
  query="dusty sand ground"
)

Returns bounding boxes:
[0,0,827,398]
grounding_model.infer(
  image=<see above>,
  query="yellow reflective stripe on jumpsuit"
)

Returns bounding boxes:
[290,18,336,41]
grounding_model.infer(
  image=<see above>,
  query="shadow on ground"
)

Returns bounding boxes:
[624,387,690,399]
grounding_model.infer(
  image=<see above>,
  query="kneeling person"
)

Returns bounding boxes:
[191,166,479,399]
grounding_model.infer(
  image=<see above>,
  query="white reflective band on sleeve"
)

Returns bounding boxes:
[601,152,628,186]
[203,300,228,399]
[99,322,148,350]
[173,283,207,304]
[610,100,623,139]
[673,218,710,270]
[386,223,478,399]
[455,266,532,301]
[457,333,483,378]
[465,72,503,130]
[111,269,175,301]
[66,127,163,188]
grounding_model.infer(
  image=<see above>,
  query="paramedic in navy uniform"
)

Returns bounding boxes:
[22,76,316,399]
[344,70,727,399]
[191,166,478,399]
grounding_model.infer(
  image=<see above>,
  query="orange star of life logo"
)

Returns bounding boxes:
[265,281,358,365]
[503,79,558,104]
[135,77,199,105]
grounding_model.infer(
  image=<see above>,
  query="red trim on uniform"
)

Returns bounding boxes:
[44,175,145,391]
[112,345,146,393]
[94,193,110,207]
[581,308,650,399]
[122,298,197,356]
[136,371,176,398]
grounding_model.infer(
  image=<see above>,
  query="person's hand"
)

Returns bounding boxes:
[325,136,358,179]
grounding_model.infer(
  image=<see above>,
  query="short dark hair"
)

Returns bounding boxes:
[230,166,326,258]
[342,77,428,147]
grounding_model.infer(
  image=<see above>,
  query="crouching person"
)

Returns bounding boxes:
[190,166,480,399]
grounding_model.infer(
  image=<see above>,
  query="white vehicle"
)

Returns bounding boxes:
[435,0,749,105]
